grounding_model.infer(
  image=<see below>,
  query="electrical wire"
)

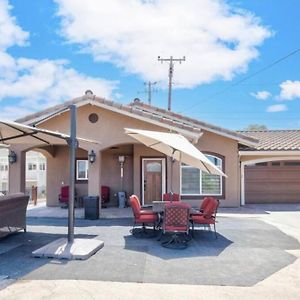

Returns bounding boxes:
[180,47,300,114]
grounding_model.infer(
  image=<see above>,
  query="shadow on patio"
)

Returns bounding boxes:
[123,230,233,260]
[0,231,97,280]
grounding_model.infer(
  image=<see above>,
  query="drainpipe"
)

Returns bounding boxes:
[240,161,245,206]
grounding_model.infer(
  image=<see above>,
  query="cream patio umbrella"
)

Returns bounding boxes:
[125,128,226,198]
[125,128,226,176]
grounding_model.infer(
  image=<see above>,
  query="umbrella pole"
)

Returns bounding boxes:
[68,105,77,243]
[170,156,174,202]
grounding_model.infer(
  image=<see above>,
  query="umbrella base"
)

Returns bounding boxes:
[32,238,104,260]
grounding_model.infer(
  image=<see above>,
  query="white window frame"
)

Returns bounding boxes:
[180,154,223,196]
[76,159,88,181]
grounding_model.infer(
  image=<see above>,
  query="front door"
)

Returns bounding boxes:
[142,158,166,205]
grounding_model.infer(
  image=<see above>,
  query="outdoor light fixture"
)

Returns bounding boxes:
[8,150,17,164]
[118,156,126,191]
[118,155,125,163]
[88,150,96,163]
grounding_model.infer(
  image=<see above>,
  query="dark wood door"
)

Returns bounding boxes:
[143,160,163,204]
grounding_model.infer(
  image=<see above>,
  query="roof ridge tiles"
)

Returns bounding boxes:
[15,95,256,146]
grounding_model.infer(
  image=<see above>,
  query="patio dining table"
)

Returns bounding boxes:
[152,201,198,214]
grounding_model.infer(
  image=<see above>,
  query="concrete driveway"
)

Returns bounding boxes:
[1,205,300,299]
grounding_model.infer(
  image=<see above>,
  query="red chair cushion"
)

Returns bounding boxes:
[130,195,158,223]
[135,214,158,224]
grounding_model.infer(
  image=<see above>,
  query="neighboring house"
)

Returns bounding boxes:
[0,149,46,197]
[6,92,300,207]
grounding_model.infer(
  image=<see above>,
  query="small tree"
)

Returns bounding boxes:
[243,124,268,131]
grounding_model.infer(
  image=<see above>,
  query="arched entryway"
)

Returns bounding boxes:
[101,144,134,207]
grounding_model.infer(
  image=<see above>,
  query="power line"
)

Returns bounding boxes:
[180,47,300,113]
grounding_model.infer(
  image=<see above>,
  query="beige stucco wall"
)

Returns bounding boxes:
[37,104,241,207]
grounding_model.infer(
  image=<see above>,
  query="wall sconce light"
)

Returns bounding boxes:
[88,150,96,163]
[8,150,17,164]
[118,155,125,163]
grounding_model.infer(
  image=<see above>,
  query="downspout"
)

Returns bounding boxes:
[240,161,245,206]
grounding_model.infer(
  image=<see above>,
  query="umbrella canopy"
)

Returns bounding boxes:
[125,128,226,177]
[0,116,101,244]
[0,120,98,146]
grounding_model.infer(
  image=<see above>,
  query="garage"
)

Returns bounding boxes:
[245,161,300,203]
[239,130,300,205]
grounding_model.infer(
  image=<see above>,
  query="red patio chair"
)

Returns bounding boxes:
[162,193,180,202]
[190,197,219,238]
[58,186,69,207]
[58,186,78,208]
[161,201,191,249]
[101,186,110,208]
[192,196,216,214]
[129,195,158,237]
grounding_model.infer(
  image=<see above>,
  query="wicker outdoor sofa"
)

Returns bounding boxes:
[0,193,30,238]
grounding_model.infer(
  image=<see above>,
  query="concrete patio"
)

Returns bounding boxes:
[1,204,300,299]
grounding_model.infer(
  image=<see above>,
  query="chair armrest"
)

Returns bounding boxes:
[190,208,203,215]
[141,205,153,209]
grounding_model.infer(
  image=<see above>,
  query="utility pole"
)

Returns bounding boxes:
[145,81,157,105]
[138,81,157,105]
[158,56,185,111]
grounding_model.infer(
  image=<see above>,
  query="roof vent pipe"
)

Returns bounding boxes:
[85,90,93,95]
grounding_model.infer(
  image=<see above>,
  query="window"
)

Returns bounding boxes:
[28,163,37,170]
[255,162,268,166]
[76,160,88,181]
[39,163,46,170]
[0,164,8,171]
[181,154,223,196]
[284,161,300,166]
[146,162,161,172]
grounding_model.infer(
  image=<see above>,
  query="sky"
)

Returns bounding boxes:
[1,0,300,130]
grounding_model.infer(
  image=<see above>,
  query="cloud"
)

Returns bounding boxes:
[279,80,300,100]
[0,57,117,108]
[266,104,287,113]
[0,1,118,120]
[251,90,271,100]
[0,0,28,50]
[55,0,272,88]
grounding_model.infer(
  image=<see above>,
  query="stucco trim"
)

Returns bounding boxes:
[239,150,300,156]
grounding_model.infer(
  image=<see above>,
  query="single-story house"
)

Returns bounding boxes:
[6,91,300,207]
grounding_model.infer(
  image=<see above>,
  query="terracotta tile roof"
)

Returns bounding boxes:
[15,94,257,146]
[129,99,257,146]
[238,130,300,151]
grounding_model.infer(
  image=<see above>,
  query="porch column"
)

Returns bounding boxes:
[8,148,26,194]
[166,157,172,193]
[88,149,102,201]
